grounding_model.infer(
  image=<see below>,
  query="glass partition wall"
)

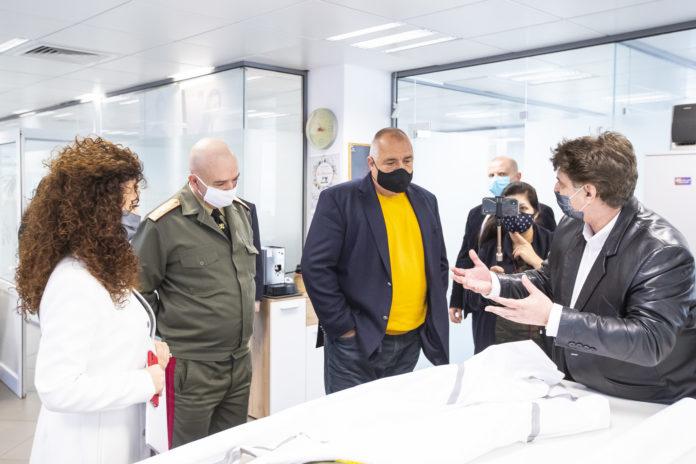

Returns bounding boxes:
[0,65,304,396]
[395,28,696,363]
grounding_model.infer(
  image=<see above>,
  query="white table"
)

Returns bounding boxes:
[138,380,695,464]
[475,381,696,463]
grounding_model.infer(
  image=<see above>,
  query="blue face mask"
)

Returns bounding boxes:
[122,211,141,241]
[489,176,510,197]
[554,185,587,221]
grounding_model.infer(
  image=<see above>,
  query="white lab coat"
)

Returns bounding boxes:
[30,257,157,464]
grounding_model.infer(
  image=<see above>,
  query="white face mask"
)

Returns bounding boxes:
[194,175,237,209]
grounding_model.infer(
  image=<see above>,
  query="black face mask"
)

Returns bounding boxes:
[375,168,413,193]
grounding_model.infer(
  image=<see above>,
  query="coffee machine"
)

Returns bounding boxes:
[261,246,297,297]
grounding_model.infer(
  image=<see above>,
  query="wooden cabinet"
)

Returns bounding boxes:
[249,295,324,418]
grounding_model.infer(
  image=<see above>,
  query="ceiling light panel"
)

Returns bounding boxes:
[352,29,435,49]
[326,23,402,41]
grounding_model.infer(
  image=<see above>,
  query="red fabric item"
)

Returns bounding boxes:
[165,357,177,450]
[147,351,159,407]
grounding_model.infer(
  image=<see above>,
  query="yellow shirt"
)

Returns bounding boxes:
[377,192,427,334]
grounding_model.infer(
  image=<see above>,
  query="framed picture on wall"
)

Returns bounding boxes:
[349,143,370,180]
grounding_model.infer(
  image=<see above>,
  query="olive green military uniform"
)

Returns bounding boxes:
[132,184,258,447]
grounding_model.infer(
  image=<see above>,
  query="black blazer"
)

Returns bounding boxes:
[465,223,553,353]
[301,175,449,365]
[500,198,696,404]
[238,197,263,301]
[450,202,556,308]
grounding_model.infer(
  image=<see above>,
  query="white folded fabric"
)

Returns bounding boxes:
[211,341,610,464]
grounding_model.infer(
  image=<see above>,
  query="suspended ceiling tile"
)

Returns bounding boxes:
[41,23,167,56]
[143,0,305,22]
[238,0,395,41]
[84,1,230,42]
[324,0,483,21]
[408,0,558,39]
[0,9,71,39]
[182,21,304,60]
[512,0,655,19]
[474,20,602,52]
[570,0,696,36]
[0,0,131,23]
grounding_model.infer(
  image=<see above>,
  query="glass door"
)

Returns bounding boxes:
[0,130,73,397]
[0,130,23,397]
[19,130,74,396]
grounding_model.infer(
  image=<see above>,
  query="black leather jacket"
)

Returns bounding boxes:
[499,197,696,404]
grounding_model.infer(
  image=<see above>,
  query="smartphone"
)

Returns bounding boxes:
[481,197,519,217]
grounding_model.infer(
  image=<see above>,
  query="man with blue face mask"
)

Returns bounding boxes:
[453,132,696,405]
[132,138,260,447]
[449,157,556,325]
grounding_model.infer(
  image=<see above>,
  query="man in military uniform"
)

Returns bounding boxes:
[132,138,258,447]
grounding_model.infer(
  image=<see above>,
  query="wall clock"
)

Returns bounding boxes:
[306,108,338,150]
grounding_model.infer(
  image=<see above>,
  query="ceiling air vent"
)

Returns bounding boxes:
[16,43,110,65]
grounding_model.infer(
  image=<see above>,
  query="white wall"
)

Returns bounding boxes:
[305,64,390,226]
[412,132,492,364]
[244,128,304,270]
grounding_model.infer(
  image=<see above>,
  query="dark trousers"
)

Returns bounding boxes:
[171,353,252,448]
[323,329,421,394]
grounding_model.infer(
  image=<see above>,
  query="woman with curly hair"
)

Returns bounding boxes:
[16,137,170,464]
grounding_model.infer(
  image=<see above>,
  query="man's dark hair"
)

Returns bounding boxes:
[551,131,637,208]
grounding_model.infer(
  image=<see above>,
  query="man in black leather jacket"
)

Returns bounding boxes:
[453,132,696,404]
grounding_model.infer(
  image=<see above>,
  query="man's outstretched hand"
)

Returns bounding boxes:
[452,250,493,296]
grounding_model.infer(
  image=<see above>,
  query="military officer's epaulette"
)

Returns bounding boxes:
[233,197,250,211]
[148,198,181,221]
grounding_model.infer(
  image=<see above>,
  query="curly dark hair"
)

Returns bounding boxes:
[16,137,145,315]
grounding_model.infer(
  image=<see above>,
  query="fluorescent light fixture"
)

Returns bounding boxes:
[247,111,288,119]
[412,76,444,86]
[497,68,555,79]
[612,92,673,104]
[445,110,508,119]
[118,98,140,105]
[0,38,28,53]
[102,130,137,136]
[498,68,592,85]
[327,23,402,41]
[352,29,435,49]
[104,95,126,103]
[19,112,36,118]
[54,112,74,118]
[169,67,214,82]
[37,111,55,117]
[77,92,105,103]
[386,37,456,53]
[527,71,592,85]
[12,109,31,115]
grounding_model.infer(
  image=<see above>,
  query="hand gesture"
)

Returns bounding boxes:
[510,232,543,269]
[484,275,552,326]
[452,250,492,295]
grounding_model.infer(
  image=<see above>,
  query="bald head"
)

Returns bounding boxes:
[188,138,239,195]
[488,156,521,182]
[369,127,412,161]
